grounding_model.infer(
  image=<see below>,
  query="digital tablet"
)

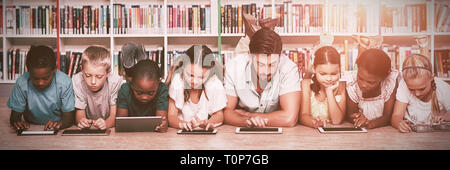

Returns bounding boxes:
[318,127,367,133]
[235,127,282,134]
[62,129,111,136]
[115,116,162,132]
[17,130,58,136]
[177,129,217,134]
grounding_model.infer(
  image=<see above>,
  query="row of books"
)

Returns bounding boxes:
[168,4,211,34]
[59,51,83,78]
[434,50,450,78]
[336,42,360,74]
[328,3,378,33]
[2,48,449,82]
[275,2,324,34]
[113,48,165,78]
[113,4,163,34]
[381,3,431,33]
[283,49,313,79]
[60,5,110,35]
[6,5,57,35]
[220,3,263,34]
[5,49,28,80]
[435,2,450,32]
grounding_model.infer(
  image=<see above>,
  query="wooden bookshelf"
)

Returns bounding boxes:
[0,0,449,84]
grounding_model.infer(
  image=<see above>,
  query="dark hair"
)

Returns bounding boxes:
[131,59,160,84]
[310,46,341,94]
[26,45,56,71]
[176,45,215,102]
[249,27,282,55]
[356,49,391,79]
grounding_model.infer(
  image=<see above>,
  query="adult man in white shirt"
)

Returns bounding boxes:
[224,28,301,127]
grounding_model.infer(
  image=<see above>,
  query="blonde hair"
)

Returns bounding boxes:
[81,45,111,73]
[402,54,439,116]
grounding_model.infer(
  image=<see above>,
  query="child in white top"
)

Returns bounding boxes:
[345,49,399,129]
[392,54,450,133]
[168,45,227,131]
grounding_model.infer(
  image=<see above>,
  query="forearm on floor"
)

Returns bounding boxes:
[60,111,75,129]
[10,110,23,126]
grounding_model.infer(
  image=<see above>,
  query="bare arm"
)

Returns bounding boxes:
[168,98,182,128]
[10,110,29,130]
[117,107,129,117]
[257,91,300,127]
[105,105,117,129]
[326,82,346,125]
[75,109,87,124]
[223,95,248,127]
[224,91,300,127]
[208,110,224,127]
[346,89,360,123]
[366,82,398,129]
[155,110,168,132]
[60,111,75,129]
[391,100,409,130]
[299,79,315,128]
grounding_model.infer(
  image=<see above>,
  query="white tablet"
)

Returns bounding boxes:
[17,130,58,136]
[318,127,367,133]
[177,129,217,135]
[235,127,282,134]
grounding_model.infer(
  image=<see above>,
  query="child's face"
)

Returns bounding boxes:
[82,63,108,92]
[130,79,159,104]
[405,76,433,101]
[251,53,280,82]
[183,64,209,89]
[313,63,340,88]
[356,67,383,93]
[30,67,56,91]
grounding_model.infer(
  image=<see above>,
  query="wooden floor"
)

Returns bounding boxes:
[1,98,449,150]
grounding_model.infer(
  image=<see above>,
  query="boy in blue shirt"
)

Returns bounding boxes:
[8,45,75,131]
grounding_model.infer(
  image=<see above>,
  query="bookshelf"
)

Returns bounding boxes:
[0,0,449,84]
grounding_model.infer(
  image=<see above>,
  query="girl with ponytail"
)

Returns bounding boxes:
[392,54,450,133]
[167,45,227,131]
[299,46,346,128]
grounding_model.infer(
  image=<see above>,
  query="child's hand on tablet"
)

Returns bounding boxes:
[352,113,369,128]
[93,118,107,130]
[179,119,194,131]
[312,117,329,128]
[11,120,30,131]
[155,116,168,133]
[350,112,369,127]
[77,118,93,129]
[44,120,61,130]
[398,119,413,133]
[10,113,30,131]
